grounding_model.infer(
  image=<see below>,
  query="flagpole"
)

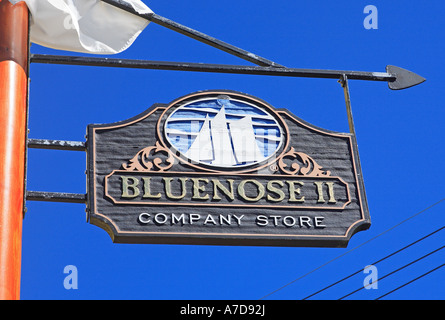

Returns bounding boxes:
[0,0,29,300]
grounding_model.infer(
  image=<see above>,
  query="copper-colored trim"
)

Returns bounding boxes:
[104,170,351,210]
[89,92,368,243]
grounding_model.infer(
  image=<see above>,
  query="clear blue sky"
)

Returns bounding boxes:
[21,0,444,300]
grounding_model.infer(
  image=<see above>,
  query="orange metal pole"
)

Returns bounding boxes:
[0,0,29,300]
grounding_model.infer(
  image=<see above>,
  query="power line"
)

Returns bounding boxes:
[259,197,445,300]
[338,243,445,299]
[375,263,445,300]
[302,225,445,300]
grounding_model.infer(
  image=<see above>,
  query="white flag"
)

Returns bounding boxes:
[8,0,153,54]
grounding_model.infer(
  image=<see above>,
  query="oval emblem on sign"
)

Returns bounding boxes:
[163,93,285,169]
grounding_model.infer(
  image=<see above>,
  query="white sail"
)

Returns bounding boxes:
[209,106,237,166]
[229,116,264,163]
[185,115,213,161]
[184,105,273,166]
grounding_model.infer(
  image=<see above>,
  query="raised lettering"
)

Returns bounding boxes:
[138,212,150,224]
[204,214,217,225]
[283,216,297,227]
[172,213,186,225]
[164,177,188,200]
[238,179,265,202]
[256,215,268,226]
[212,179,235,201]
[266,180,285,202]
[314,181,325,203]
[189,213,201,224]
[121,176,140,198]
[314,181,337,204]
[314,216,326,228]
[220,215,231,225]
[326,181,337,203]
[270,215,281,226]
[232,214,244,226]
[287,181,305,202]
[191,178,209,200]
[299,216,312,227]
[142,177,161,199]
[154,213,168,225]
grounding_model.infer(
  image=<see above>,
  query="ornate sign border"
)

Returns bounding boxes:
[86,90,370,247]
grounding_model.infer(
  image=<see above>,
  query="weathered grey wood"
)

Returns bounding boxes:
[86,91,370,247]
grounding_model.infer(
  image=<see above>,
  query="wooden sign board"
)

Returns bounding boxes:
[86,90,370,247]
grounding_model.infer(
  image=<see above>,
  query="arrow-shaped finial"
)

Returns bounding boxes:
[386,65,426,90]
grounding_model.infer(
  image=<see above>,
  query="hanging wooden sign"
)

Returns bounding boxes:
[86,90,370,247]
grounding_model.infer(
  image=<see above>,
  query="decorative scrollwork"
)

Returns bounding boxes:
[122,141,174,172]
[278,147,331,177]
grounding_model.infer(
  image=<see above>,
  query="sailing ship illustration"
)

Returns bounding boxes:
[165,98,282,167]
